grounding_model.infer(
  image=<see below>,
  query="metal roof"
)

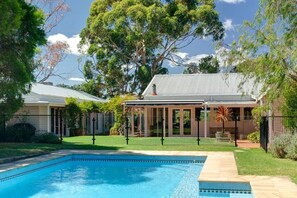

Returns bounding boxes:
[23,83,106,105]
[143,73,261,101]
[125,100,204,106]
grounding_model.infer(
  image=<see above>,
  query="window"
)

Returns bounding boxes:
[244,108,253,120]
[183,109,191,135]
[230,108,240,121]
[172,109,180,135]
[200,108,210,121]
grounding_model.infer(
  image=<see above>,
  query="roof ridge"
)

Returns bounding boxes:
[154,73,242,77]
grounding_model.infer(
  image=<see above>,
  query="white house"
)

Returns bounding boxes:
[125,73,262,138]
[8,83,111,136]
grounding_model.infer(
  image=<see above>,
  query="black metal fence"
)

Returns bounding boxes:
[260,117,269,152]
[260,116,297,152]
[0,113,114,142]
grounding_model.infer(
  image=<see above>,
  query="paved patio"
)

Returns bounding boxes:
[237,140,260,148]
[0,150,296,197]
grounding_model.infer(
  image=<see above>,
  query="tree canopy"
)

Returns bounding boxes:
[80,0,224,97]
[183,55,219,74]
[0,0,46,117]
[231,0,297,111]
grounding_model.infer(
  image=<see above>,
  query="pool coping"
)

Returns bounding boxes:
[0,150,296,198]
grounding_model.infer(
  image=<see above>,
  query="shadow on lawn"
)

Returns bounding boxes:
[55,141,123,151]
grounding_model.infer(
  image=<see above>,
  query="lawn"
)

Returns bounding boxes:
[0,135,296,184]
[0,136,236,160]
[63,136,236,151]
[234,148,297,184]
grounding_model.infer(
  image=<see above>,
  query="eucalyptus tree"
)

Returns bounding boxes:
[0,0,46,117]
[231,0,297,116]
[80,0,224,97]
[28,0,70,83]
[183,55,219,74]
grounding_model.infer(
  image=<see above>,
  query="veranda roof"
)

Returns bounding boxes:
[23,83,106,105]
[125,100,204,106]
[142,73,261,102]
[125,73,262,107]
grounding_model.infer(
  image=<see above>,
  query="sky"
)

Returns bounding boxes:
[46,0,259,85]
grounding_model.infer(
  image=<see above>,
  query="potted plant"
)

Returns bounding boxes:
[215,106,232,140]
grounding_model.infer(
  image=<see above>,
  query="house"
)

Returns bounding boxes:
[125,73,262,138]
[8,83,111,136]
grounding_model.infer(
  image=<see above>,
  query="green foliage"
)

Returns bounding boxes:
[270,133,297,161]
[270,133,292,158]
[102,95,136,134]
[282,84,297,130]
[247,131,260,143]
[31,133,61,144]
[0,0,46,118]
[64,98,82,130]
[80,0,224,97]
[230,0,297,114]
[285,134,297,161]
[64,98,104,133]
[3,123,36,142]
[183,55,219,74]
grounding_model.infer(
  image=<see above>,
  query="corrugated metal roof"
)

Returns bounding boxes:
[125,100,204,106]
[143,73,261,101]
[23,83,106,105]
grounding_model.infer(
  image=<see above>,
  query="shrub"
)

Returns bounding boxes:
[4,123,36,142]
[285,134,297,160]
[31,133,61,144]
[109,123,121,135]
[247,131,260,143]
[270,133,292,158]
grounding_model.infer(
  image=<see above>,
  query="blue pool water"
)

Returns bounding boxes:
[0,155,253,198]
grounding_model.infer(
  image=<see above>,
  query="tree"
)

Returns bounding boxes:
[183,55,219,74]
[35,41,69,82]
[0,0,46,117]
[28,0,70,83]
[230,0,297,111]
[216,106,232,134]
[80,0,224,97]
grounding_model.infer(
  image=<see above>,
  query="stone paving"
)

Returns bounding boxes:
[0,150,296,197]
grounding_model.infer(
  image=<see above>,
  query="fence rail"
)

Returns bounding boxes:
[0,113,114,142]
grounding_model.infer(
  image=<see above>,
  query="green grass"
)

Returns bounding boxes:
[0,136,235,159]
[0,136,296,184]
[235,148,297,184]
[62,136,236,151]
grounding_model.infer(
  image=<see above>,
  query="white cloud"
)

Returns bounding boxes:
[169,52,190,67]
[185,54,209,64]
[169,52,209,67]
[219,0,245,4]
[223,19,234,31]
[174,52,189,59]
[68,77,85,82]
[47,34,82,55]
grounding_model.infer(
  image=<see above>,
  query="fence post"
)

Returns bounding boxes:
[1,114,5,142]
[234,116,238,147]
[160,117,164,145]
[92,117,96,145]
[197,117,200,145]
[125,116,129,145]
[60,113,63,143]
[260,116,268,153]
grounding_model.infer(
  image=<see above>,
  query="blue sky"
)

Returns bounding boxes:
[46,0,259,85]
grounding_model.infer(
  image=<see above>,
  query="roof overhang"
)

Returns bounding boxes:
[125,100,259,107]
[206,101,258,107]
[125,100,204,106]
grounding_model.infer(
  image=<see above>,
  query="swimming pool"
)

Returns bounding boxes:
[0,154,253,198]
